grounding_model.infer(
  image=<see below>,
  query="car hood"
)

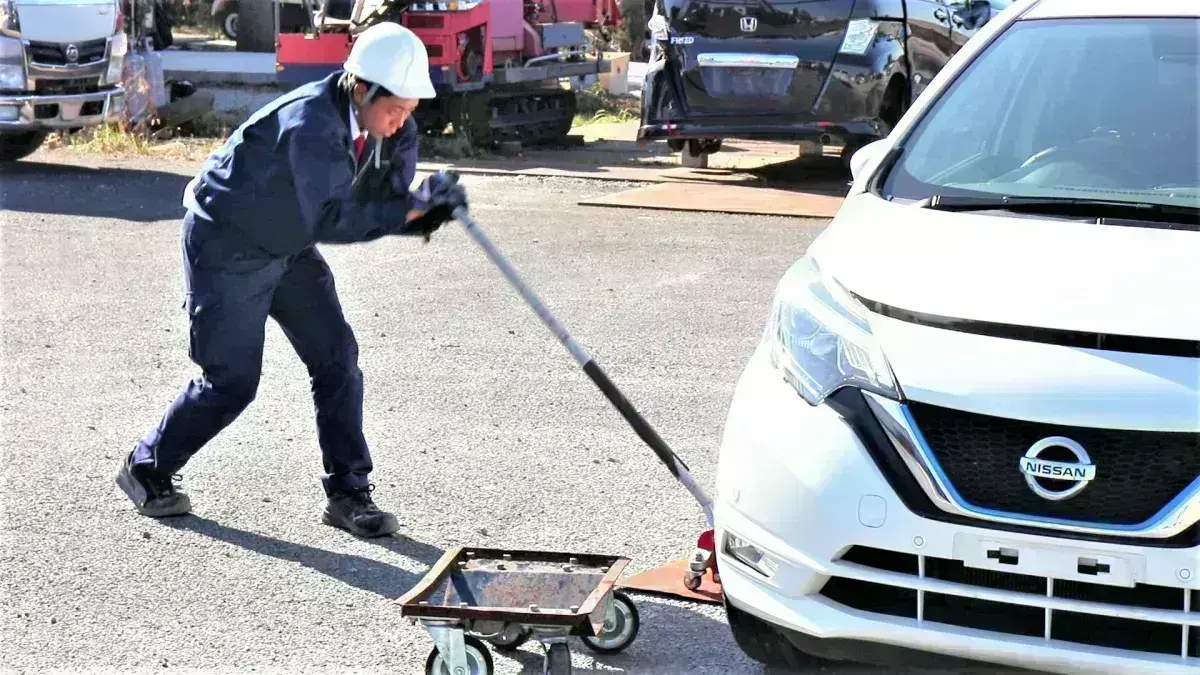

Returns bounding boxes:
[809,193,1200,342]
[15,0,117,44]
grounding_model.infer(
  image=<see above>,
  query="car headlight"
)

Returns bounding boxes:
[0,36,24,89]
[839,18,879,55]
[765,257,899,406]
[724,533,780,578]
[0,0,20,38]
[106,32,128,85]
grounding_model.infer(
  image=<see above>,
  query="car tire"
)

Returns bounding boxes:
[0,130,49,162]
[879,76,909,132]
[725,600,826,669]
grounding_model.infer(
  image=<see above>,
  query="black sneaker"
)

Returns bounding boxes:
[115,452,192,518]
[322,484,400,538]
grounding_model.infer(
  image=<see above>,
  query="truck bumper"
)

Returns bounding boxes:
[0,86,125,131]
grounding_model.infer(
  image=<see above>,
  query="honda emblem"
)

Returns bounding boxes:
[740,16,758,32]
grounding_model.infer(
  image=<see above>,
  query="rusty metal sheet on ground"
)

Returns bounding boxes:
[417,161,763,185]
[578,182,844,218]
[617,558,724,604]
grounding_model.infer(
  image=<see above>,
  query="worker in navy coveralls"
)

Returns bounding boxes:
[117,23,466,538]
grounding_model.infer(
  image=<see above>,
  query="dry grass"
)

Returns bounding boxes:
[45,122,227,162]
[45,118,487,163]
[419,129,484,160]
[572,84,640,126]
[41,82,638,161]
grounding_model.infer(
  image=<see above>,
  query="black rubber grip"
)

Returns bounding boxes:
[582,360,688,477]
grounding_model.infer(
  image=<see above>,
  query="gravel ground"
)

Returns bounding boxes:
[1,152,931,675]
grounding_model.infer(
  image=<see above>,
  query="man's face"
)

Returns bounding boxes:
[355,85,419,138]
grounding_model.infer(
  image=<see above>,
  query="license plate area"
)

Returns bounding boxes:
[951,534,1146,588]
[696,52,798,101]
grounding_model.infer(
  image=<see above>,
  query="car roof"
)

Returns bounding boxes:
[1021,0,1199,20]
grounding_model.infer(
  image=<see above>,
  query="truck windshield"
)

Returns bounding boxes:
[881,17,1199,213]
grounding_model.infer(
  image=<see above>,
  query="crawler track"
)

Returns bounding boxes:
[420,88,578,147]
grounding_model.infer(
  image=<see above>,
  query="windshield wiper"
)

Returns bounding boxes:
[920,194,1200,228]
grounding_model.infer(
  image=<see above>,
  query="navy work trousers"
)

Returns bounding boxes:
[133,211,372,495]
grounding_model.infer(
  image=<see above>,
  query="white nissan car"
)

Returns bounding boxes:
[714,1,1199,673]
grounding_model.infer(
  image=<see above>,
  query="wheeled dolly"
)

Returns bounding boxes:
[399,547,641,675]
[682,529,720,592]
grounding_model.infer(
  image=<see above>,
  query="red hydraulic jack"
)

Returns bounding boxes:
[452,203,723,604]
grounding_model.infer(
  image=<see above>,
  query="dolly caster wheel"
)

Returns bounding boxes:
[544,641,572,675]
[580,590,640,654]
[485,623,531,652]
[425,634,494,675]
[683,572,703,591]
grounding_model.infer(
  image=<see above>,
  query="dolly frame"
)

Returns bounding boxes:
[397,547,636,675]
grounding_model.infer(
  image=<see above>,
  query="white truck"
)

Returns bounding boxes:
[0,0,128,162]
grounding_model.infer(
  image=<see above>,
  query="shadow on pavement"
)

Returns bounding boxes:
[0,160,191,222]
[162,515,445,600]
[752,156,853,197]
[496,595,768,675]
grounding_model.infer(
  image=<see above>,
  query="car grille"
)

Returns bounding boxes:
[35,77,102,96]
[821,546,1200,659]
[26,39,108,66]
[907,402,1200,525]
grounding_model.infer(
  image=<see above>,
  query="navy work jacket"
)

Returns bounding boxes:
[188,70,420,258]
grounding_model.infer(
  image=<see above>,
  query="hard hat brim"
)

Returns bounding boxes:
[387,78,437,99]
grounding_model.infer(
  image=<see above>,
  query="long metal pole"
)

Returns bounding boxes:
[452,206,715,527]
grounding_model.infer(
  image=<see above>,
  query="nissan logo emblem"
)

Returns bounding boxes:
[65,44,79,63]
[740,16,758,32]
[1018,436,1097,502]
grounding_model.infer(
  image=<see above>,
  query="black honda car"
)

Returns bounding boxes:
[638,0,1009,164]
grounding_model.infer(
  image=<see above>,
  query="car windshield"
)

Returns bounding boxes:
[881,16,1200,212]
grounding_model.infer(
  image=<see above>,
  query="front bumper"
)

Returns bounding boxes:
[714,346,1200,674]
[0,86,125,131]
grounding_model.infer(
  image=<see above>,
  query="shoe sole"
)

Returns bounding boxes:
[321,509,400,538]
[116,465,192,518]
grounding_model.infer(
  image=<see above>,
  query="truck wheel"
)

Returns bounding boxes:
[152,0,175,50]
[216,7,238,40]
[236,0,275,53]
[0,131,49,162]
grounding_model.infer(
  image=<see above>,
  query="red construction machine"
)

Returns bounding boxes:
[245,0,621,146]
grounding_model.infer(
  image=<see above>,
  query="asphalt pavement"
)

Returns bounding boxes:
[0,152,899,674]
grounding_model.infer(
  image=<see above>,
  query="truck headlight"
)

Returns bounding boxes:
[106,32,128,85]
[765,257,899,406]
[839,19,879,55]
[0,36,24,89]
[0,0,20,38]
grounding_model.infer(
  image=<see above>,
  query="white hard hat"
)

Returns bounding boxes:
[343,22,436,99]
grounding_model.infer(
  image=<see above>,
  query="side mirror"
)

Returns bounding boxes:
[849,139,890,183]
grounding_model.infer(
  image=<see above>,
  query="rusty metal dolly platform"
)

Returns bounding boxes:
[397,547,641,675]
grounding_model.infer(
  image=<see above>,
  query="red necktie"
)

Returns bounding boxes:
[353,134,367,161]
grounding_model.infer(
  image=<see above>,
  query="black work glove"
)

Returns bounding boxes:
[405,170,468,238]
